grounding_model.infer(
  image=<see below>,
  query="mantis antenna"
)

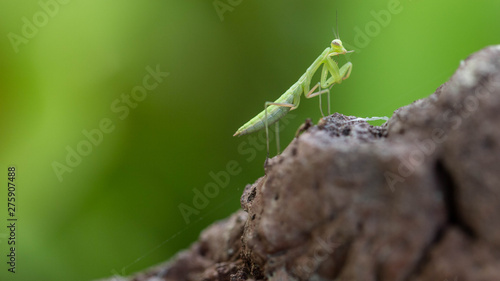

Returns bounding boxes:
[336,10,339,39]
[332,10,339,39]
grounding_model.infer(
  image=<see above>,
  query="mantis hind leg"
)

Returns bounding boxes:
[264,102,295,160]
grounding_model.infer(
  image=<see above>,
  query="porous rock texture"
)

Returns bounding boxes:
[103,45,500,281]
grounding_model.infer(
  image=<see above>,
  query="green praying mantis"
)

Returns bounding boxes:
[233,24,354,158]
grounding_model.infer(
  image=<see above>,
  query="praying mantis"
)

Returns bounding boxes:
[233,29,354,158]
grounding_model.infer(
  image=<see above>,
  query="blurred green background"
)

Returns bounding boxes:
[0,0,498,280]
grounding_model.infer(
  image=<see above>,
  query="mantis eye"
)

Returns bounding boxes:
[331,39,342,47]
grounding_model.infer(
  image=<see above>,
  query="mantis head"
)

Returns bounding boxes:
[331,39,354,54]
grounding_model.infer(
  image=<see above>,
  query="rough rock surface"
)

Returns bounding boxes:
[101,45,500,281]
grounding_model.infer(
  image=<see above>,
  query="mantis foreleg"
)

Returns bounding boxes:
[306,59,353,115]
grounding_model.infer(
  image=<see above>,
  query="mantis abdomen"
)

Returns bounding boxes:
[233,82,300,136]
